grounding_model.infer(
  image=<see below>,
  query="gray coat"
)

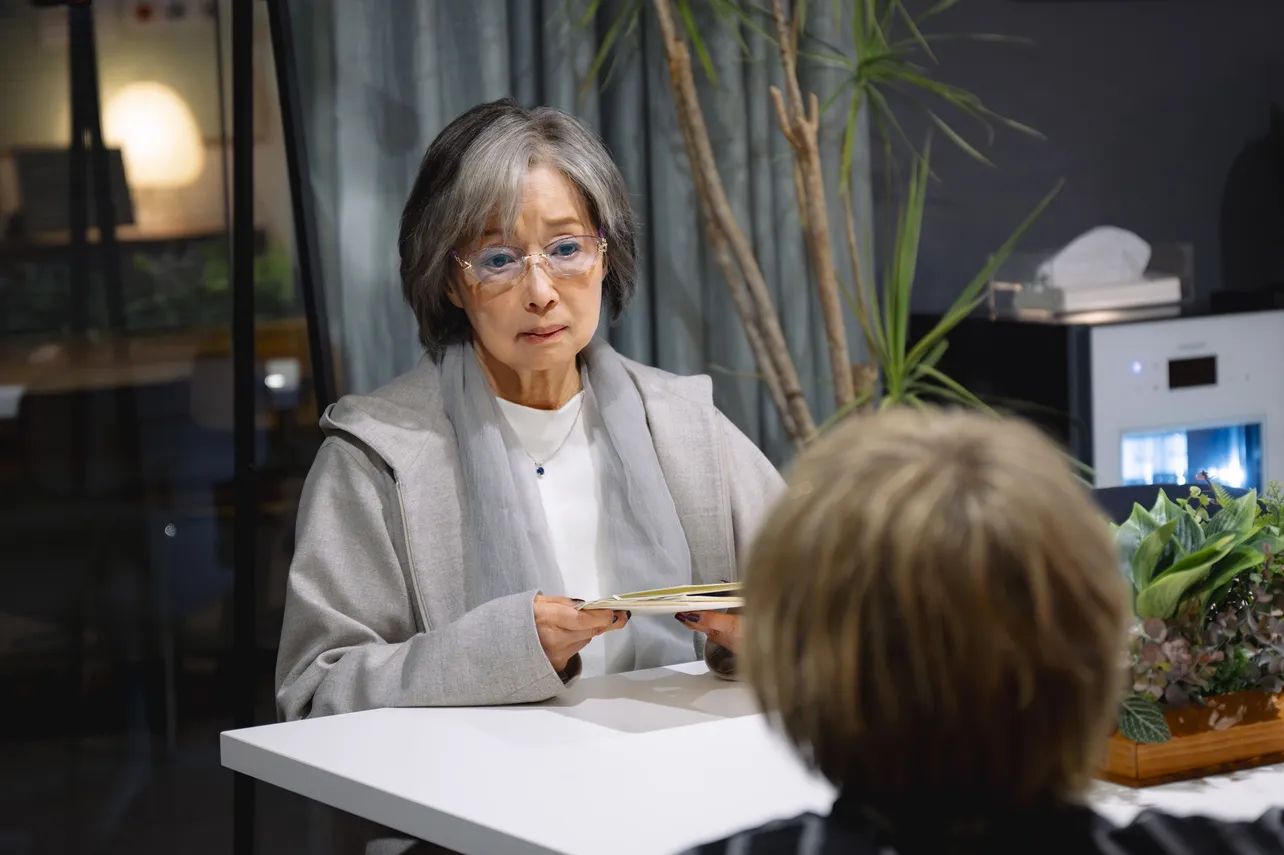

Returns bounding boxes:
[275,354,783,721]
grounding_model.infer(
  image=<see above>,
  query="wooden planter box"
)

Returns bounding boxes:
[1102,691,1284,787]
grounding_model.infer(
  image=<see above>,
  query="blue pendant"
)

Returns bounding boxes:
[536,466,545,476]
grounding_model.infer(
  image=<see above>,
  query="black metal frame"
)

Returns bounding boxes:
[231,0,337,852]
[66,2,123,334]
[267,0,337,413]
[231,0,256,853]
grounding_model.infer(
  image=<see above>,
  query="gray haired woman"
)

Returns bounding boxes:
[275,98,781,720]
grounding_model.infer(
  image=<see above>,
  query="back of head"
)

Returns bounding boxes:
[743,408,1129,807]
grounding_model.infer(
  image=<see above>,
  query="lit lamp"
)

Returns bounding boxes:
[103,81,205,229]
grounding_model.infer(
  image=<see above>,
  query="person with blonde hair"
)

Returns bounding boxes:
[685,409,1284,855]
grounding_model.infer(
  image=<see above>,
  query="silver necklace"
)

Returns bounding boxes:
[525,395,585,477]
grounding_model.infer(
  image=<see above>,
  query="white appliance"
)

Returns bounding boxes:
[1090,310,1284,490]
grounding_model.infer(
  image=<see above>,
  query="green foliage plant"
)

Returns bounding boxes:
[1113,480,1284,744]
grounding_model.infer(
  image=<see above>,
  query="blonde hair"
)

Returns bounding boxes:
[742,408,1129,802]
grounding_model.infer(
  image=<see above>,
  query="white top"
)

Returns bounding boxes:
[222,661,1284,855]
[496,391,618,678]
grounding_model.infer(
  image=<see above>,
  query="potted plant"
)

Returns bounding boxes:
[1106,479,1284,786]
[573,0,1053,445]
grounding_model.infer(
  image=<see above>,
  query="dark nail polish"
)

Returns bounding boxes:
[571,598,585,604]
[612,613,619,624]
[675,613,696,623]
[625,611,632,619]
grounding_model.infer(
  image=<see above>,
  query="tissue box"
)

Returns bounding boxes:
[1011,275,1182,314]
[988,243,1193,320]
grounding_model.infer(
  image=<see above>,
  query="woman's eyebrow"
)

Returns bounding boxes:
[542,215,584,230]
[471,216,585,248]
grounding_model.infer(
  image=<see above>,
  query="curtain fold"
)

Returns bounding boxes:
[289,0,870,463]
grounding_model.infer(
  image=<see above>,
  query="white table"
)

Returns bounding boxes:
[222,662,1284,855]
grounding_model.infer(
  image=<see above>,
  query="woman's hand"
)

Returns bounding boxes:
[534,595,629,672]
[675,611,742,655]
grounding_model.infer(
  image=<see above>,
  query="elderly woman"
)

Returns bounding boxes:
[686,409,1284,855]
[275,98,776,720]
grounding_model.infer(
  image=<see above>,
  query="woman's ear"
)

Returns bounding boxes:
[445,276,465,310]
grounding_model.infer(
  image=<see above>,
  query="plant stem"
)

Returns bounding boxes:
[651,0,817,444]
[768,0,855,409]
[671,92,799,440]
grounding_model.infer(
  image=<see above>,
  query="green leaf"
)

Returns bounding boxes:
[574,0,605,28]
[988,112,1045,140]
[914,339,949,374]
[1149,490,1203,555]
[1249,531,1284,557]
[1155,532,1237,578]
[914,365,991,410]
[817,387,875,432]
[918,0,962,23]
[902,179,1062,371]
[708,0,769,49]
[1115,503,1163,562]
[1204,489,1258,541]
[926,108,994,167]
[893,0,937,63]
[902,392,929,409]
[1132,518,1177,590]
[1209,479,1236,511]
[877,0,897,35]
[1068,455,1095,479]
[1195,545,1268,603]
[880,138,931,392]
[806,49,857,74]
[865,0,890,48]
[864,85,918,155]
[676,0,719,85]
[1118,694,1171,744]
[1135,534,1236,619]
[889,32,1036,51]
[1147,489,1178,524]
[839,91,862,188]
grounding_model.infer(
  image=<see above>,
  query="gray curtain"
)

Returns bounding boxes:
[290,0,871,464]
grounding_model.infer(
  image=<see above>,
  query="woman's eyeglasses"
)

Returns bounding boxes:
[452,234,607,292]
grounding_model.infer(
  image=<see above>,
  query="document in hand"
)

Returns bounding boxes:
[575,582,743,614]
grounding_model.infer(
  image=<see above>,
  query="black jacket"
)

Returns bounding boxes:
[681,792,1284,855]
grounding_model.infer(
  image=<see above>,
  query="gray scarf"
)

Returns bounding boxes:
[440,337,696,672]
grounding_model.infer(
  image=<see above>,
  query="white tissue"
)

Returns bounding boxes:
[1036,226,1151,289]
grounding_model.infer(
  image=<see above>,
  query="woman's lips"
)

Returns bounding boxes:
[520,327,567,343]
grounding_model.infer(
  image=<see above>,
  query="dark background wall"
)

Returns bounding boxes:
[892,0,1284,311]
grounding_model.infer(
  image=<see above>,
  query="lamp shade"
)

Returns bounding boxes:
[103,81,205,188]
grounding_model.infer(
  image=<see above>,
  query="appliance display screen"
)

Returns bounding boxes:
[1121,422,1263,490]
[1168,355,1217,389]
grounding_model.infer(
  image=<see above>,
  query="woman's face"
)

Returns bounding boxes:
[448,164,604,380]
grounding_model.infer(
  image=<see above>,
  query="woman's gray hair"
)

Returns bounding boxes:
[399,98,639,357]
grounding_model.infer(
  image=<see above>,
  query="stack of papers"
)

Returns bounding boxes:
[576,582,742,614]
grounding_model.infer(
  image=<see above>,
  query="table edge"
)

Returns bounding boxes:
[220,732,562,855]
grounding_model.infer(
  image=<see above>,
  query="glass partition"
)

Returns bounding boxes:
[0,2,324,852]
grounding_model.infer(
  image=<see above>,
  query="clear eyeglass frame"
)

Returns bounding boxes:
[452,234,608,292]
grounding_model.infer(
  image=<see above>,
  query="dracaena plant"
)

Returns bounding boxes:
[1113,480,1284,745]
[823,139,1058,423]
[572,0,1051,445]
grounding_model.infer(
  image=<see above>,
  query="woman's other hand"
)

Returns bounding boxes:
[675,611,741,655]
[533,595,629,672]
